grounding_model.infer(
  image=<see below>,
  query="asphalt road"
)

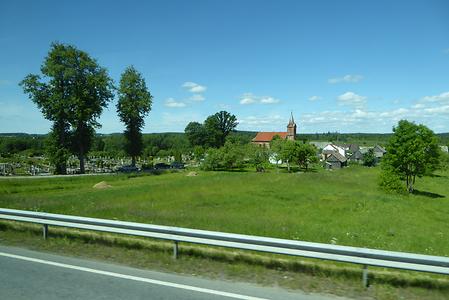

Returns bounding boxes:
[0,245,348,300]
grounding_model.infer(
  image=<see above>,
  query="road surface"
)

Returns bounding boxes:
[0,245,348,300]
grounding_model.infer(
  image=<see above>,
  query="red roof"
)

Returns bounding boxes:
[252,132,288,142]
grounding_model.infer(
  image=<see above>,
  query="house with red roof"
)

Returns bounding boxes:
[251,113,297,147]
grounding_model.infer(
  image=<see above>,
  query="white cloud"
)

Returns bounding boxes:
[239,93,280,105]
[165,98,186,108]
[328,74,363,84]
[182,82,207,93]
[238,115,285,130]
[337,91,367,107]
[240,93,257,105]
[309,95,321,101]
[260,96,280,104]
[189,94,205,102]
[218,103,230,109]
[421,91,449,104]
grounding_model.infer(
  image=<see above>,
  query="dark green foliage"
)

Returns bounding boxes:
[380,120,440,193]
[20,42,114,174]
[185,122,209,147]
[363,148,376,167]
[184,111,238,148]
[117,66,152,166]
[204,111,238,148]
[0,135,46,157]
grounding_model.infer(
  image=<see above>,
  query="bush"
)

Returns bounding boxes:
[378,169,407,194]
[201,142,246,171]
[201,148,223,171]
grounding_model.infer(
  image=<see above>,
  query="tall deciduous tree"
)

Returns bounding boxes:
[117,66,153,167]
[21,43,114,174]
[185,121,208,147]
[20,68,72,174]
[381,120,440,193]
[204,111,238,147]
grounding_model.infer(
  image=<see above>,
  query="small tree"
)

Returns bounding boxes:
[269,135,284,167]
[380,120,440,193]
[363,148,376,167]
[248,144,271,172]
[117,66,153,167]
[279,140,297,172]
[295,143,318,171]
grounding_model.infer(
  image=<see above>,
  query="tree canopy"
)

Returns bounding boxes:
[21,42,114,174]
[381,120,440,193]
[117,66,153,166]
[184,111,238,148]
[204,111,238,147]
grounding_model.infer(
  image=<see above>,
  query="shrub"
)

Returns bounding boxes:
[378,168,406,194]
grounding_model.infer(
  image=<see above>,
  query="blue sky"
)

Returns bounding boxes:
[1,0,449,134]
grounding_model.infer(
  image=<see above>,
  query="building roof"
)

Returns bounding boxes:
[349,150,364,160]
[347,144,360,152]
[373,145,386,153]
[326,151,347,163]
[310,141,330,149]
[252,132,288,142]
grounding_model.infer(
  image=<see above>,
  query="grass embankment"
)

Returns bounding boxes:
[0,166,448,299]
[1,166,448,255]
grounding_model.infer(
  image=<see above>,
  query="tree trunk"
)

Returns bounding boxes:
[79,153,85,174]
[131,156,136,167]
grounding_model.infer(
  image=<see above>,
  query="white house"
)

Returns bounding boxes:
[322,144,345,157]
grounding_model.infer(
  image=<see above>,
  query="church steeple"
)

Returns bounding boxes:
[287,112,297,140]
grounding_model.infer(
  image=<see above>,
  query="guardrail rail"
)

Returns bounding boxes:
[1,207,448,287]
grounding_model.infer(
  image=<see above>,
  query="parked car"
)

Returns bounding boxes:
[154,163,170,170]
[116,165,139,173]
[170,162,185,169]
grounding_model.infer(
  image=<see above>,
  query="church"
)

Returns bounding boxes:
[251,113,297,147]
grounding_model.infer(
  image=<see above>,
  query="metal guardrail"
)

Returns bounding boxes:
[0,207,448,287]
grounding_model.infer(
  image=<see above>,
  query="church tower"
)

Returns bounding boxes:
[286,112,297,141]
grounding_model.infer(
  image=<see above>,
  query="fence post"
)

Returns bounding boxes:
[173,241,179,259]
[362,264,369,287]
[42,224,48,240]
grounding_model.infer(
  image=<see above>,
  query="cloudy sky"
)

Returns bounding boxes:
[1,0,449,134]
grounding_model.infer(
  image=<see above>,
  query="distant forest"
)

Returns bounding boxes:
[1,131,448,158]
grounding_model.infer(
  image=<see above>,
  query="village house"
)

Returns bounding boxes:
[324,152,347,169]
[373,145,387,159]
[321,144,346,160]
[252,113,297,147]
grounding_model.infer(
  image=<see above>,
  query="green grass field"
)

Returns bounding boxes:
[1,166,448,257]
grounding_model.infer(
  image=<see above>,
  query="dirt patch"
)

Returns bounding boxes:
[186,171,198,177]
[93,181,112,189]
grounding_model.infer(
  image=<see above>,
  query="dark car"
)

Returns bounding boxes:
[170,162,185,169]
[116,165,139,173]
[154,163,170,170]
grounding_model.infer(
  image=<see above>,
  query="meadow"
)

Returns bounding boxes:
[1,166,448,257]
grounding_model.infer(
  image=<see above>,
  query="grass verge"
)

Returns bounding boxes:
[1,221,448,300]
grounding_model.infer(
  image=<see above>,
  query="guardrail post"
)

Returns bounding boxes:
[173,241,179,259]
[42,224,48,240]
[362,264,369,287]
